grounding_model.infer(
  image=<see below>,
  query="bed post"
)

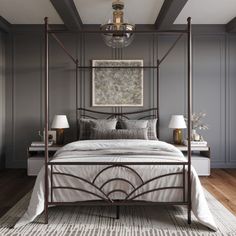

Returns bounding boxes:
[44,17,49,224]
[76,59,79,140]
[187,17,192,225]
[116,206,120,219]
[156,59,160,139]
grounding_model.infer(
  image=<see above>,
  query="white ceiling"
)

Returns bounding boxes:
[175,0,236,24]
[74,0,164,24]
[0,0,236,25]
[0,0,63,24]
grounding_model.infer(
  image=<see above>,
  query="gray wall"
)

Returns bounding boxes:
[4,26,236,168]
[0,31,6,169]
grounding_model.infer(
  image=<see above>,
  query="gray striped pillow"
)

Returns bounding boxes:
[146,119,158,140]
[91,128,148,140]
[120,119,158,140]
[79,118,117,140]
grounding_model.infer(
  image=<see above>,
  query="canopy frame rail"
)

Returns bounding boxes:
[43,16,192,225]
[46,21,187,68]
[47,29,188,34]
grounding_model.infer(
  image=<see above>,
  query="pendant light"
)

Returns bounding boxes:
[100,0,135,48]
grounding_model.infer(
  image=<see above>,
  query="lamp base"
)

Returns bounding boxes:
[56,129,64,145]
[173,129,183,145]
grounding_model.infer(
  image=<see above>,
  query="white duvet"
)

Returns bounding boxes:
[15,140,217,231]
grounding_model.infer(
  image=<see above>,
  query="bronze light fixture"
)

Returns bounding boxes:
[100,0,135,48]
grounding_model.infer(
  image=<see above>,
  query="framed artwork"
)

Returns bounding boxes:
[43,130,57,143]
[92,60,143,107]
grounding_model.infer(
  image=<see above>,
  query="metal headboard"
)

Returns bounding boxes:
[76,107,159,139]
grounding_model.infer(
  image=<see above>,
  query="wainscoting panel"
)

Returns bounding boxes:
[6,32,43,168]
[48,33,77,143]
[228,35,236,166]
[192,35,226,167]
[0,32,6,169]
[158,35,187,141]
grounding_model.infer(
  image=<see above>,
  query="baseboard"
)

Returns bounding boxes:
[211,163,236,168]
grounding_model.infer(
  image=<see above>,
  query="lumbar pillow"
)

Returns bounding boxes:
[120,119,148,129]
[90,128,148,140]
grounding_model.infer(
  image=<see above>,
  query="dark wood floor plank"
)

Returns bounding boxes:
[0,169,35,217]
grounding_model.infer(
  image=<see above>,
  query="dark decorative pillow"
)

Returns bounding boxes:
[120,119,158,140]
[90,128,148,140]
[79,118,92,140]
[79,118,117,140]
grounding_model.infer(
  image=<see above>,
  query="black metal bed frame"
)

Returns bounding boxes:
[43,17,192,225]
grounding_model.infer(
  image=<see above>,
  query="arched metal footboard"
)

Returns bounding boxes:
[48,162,187,220]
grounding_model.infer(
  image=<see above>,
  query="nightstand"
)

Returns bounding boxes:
[173,144,210,176]
[27,145,62,176]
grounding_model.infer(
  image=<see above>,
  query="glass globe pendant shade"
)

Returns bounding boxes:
[100,0,135,48]
[100,23,135,48]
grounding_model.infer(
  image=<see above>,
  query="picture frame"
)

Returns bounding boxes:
[92,60,143,107]
[43,130,57,143]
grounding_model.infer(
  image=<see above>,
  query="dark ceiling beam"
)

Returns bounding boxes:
[226,17,236,32]
[50,0,83,30]
[155,0,188,30]
[0,16,11,32]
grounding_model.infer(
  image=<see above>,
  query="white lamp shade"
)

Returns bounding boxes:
[51,115,69,129]
[168,115,187,129]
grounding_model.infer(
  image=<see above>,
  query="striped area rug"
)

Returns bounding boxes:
[0,190,236,235]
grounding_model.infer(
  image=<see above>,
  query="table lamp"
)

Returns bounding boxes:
[51,115,69,145]
[168,115,187,145]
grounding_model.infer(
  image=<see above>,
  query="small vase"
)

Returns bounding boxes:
[192,129,200,141]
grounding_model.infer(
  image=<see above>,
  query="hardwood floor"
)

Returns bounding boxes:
[0,169,235,218]
[0,169,35,217]
[200,169,236,216]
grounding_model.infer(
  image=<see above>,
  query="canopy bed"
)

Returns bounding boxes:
[14,17,217,231]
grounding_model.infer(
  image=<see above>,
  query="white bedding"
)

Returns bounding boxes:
[15,140,217,231]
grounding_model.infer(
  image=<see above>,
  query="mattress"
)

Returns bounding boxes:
[15,139,217,231]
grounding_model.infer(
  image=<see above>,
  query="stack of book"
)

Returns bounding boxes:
[183,140,207,146]
[31,141,53,147]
